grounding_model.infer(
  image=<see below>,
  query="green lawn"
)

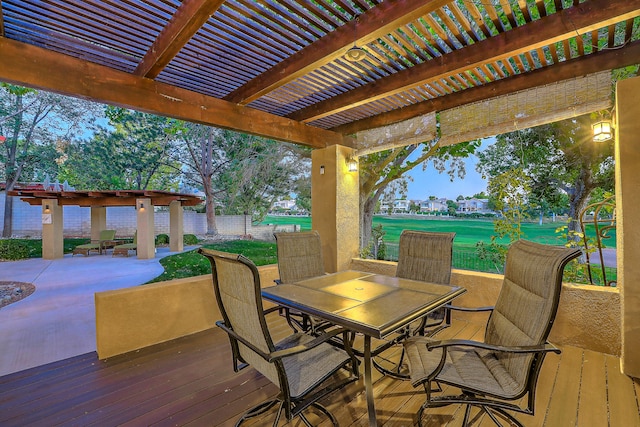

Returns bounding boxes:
[261,215,613,249]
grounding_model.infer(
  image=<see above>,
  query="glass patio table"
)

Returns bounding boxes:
[261,270,466,427]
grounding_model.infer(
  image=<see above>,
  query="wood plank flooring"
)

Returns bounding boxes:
[1,315,638,426]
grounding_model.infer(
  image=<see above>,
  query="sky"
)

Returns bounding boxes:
[405,137,494,201]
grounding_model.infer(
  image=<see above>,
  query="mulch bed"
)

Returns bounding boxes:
[0,281,36,309]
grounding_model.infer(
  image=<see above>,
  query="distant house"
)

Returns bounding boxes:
[457,198,491,214]
[420,198,448,212]
[272,199,297,211]
[392,199,411,213]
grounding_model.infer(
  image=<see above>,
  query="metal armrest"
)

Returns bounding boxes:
[445,304,494,313]
[268,327,353,361]
[426,338,561,355]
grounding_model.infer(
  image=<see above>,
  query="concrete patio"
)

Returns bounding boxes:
[0,246,196,376]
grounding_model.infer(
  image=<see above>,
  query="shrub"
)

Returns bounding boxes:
[155,234,170,245]
[183,234,199,245]
[0,239,31,261]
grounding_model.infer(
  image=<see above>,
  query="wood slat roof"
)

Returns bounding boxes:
[6,189,203,207]
[0,0,639,148]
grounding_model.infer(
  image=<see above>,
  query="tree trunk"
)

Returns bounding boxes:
[360,194,376,250]
[2,194,13,238]
[203,180,217,235]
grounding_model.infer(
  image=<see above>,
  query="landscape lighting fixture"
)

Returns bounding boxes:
[346,156,358,172]
[592,119,613,142]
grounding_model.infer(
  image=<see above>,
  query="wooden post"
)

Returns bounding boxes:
[136,198,155,259]
[42,199,63,259]
[169,200,184,252]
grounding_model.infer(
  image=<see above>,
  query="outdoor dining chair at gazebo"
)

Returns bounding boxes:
[274,230,327,333]
[371,230,456,379]
[198,248,359,426]
[72,229,116,256]
[403,240,581,427]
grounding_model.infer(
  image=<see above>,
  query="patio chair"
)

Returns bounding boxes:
[403,240,581,427]
[274,230,327,333]
[72,229,116,256]
[112,231,137,257]
[198,248,359,426]
[371,230,456,379]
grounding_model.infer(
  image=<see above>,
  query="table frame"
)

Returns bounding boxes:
[261,270,465,426]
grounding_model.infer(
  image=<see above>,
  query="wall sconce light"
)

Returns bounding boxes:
[320,165,325,175]
[44,204,50,213]
[139,203,145,211]
[592,119,613,142]
[346,156,358,172]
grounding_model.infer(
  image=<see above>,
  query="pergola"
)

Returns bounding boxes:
[7,188,202,259]
[0,0,639,376]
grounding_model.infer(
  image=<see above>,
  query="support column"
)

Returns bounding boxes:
[169,200,184,252]
[42,199,63,259]
[616,76,640,378]
[311,145,359,273]
[136,198,155,259]
[90,206,107,240]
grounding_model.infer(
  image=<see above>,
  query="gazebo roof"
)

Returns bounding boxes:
[1,1,638,150]
[7,189,203,207]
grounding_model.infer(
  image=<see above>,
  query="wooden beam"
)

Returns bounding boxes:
[0,38,350,149]
[333,40,640,135]
[291,0,640,123]
[134,0,225,78]
[223,0,451,105]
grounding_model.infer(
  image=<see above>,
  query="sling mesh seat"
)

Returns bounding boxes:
[403,240,581,427]
[199,248,359,427]
[372,230,456,379]
[72,229,116,256]
[274,230,327,333]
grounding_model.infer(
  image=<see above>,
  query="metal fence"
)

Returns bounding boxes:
[381,243,504,274]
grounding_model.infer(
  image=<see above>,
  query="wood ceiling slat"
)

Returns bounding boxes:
[517,0,532,23]
[291,0,343,28]
[400,25,438,59]
[195,29,278,69]
[393,29,432,62]
[316,0,352,22]
[280,0,334,33]
[549,42,560,62]
[488,62,507,79]
[206,19,286,62]
[524,51,536,69]
[421,14,457,50]
[262,0,324,39]
[482,2,507,33]
[536,47,549,66]
[217,5,299,54]
[411,19,449,55]
[562,39,572,60]
[334,39,640,134]
[607,24,616,48]
[434,8,468,46]
[289,0,639,124]
[463,1,493,38]
[234,0,315,45]
[534,0,548,18]
[499,0,518,29]
[380,34,420,66]
[449,2,481,43]
[576,34,585,56]
[224,0,453,106]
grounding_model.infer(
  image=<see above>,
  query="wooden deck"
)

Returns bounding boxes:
[1,315,639,427]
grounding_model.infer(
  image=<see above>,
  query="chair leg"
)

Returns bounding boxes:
[234,398,281,426]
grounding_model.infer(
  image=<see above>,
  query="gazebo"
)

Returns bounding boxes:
[0,0,639,382]
[7,188,202,259]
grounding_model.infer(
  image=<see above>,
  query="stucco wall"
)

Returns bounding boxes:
[350,258,621,355]
[95,264,279,359]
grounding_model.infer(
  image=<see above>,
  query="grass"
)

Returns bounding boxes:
[149,239,277,283]
[0,238,90,260]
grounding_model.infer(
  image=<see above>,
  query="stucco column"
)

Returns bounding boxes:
[169,200,183,252]
[311,145,359,273]
[42,199,63,259]
[90,206,107,240]
[615,76,640,378]
[136,198,155,259]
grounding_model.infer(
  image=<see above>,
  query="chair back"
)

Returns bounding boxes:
[396,230,455,285]
[100,230,116,240]
[274,231,325,284]
[485,240,581,391]
[199,249,279,385]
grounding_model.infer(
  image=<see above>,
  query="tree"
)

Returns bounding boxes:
[178,125,302,234]
[359,140,479,248]
[0,84,99,237]
[476,113,614,235]
[60,107,182,191]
